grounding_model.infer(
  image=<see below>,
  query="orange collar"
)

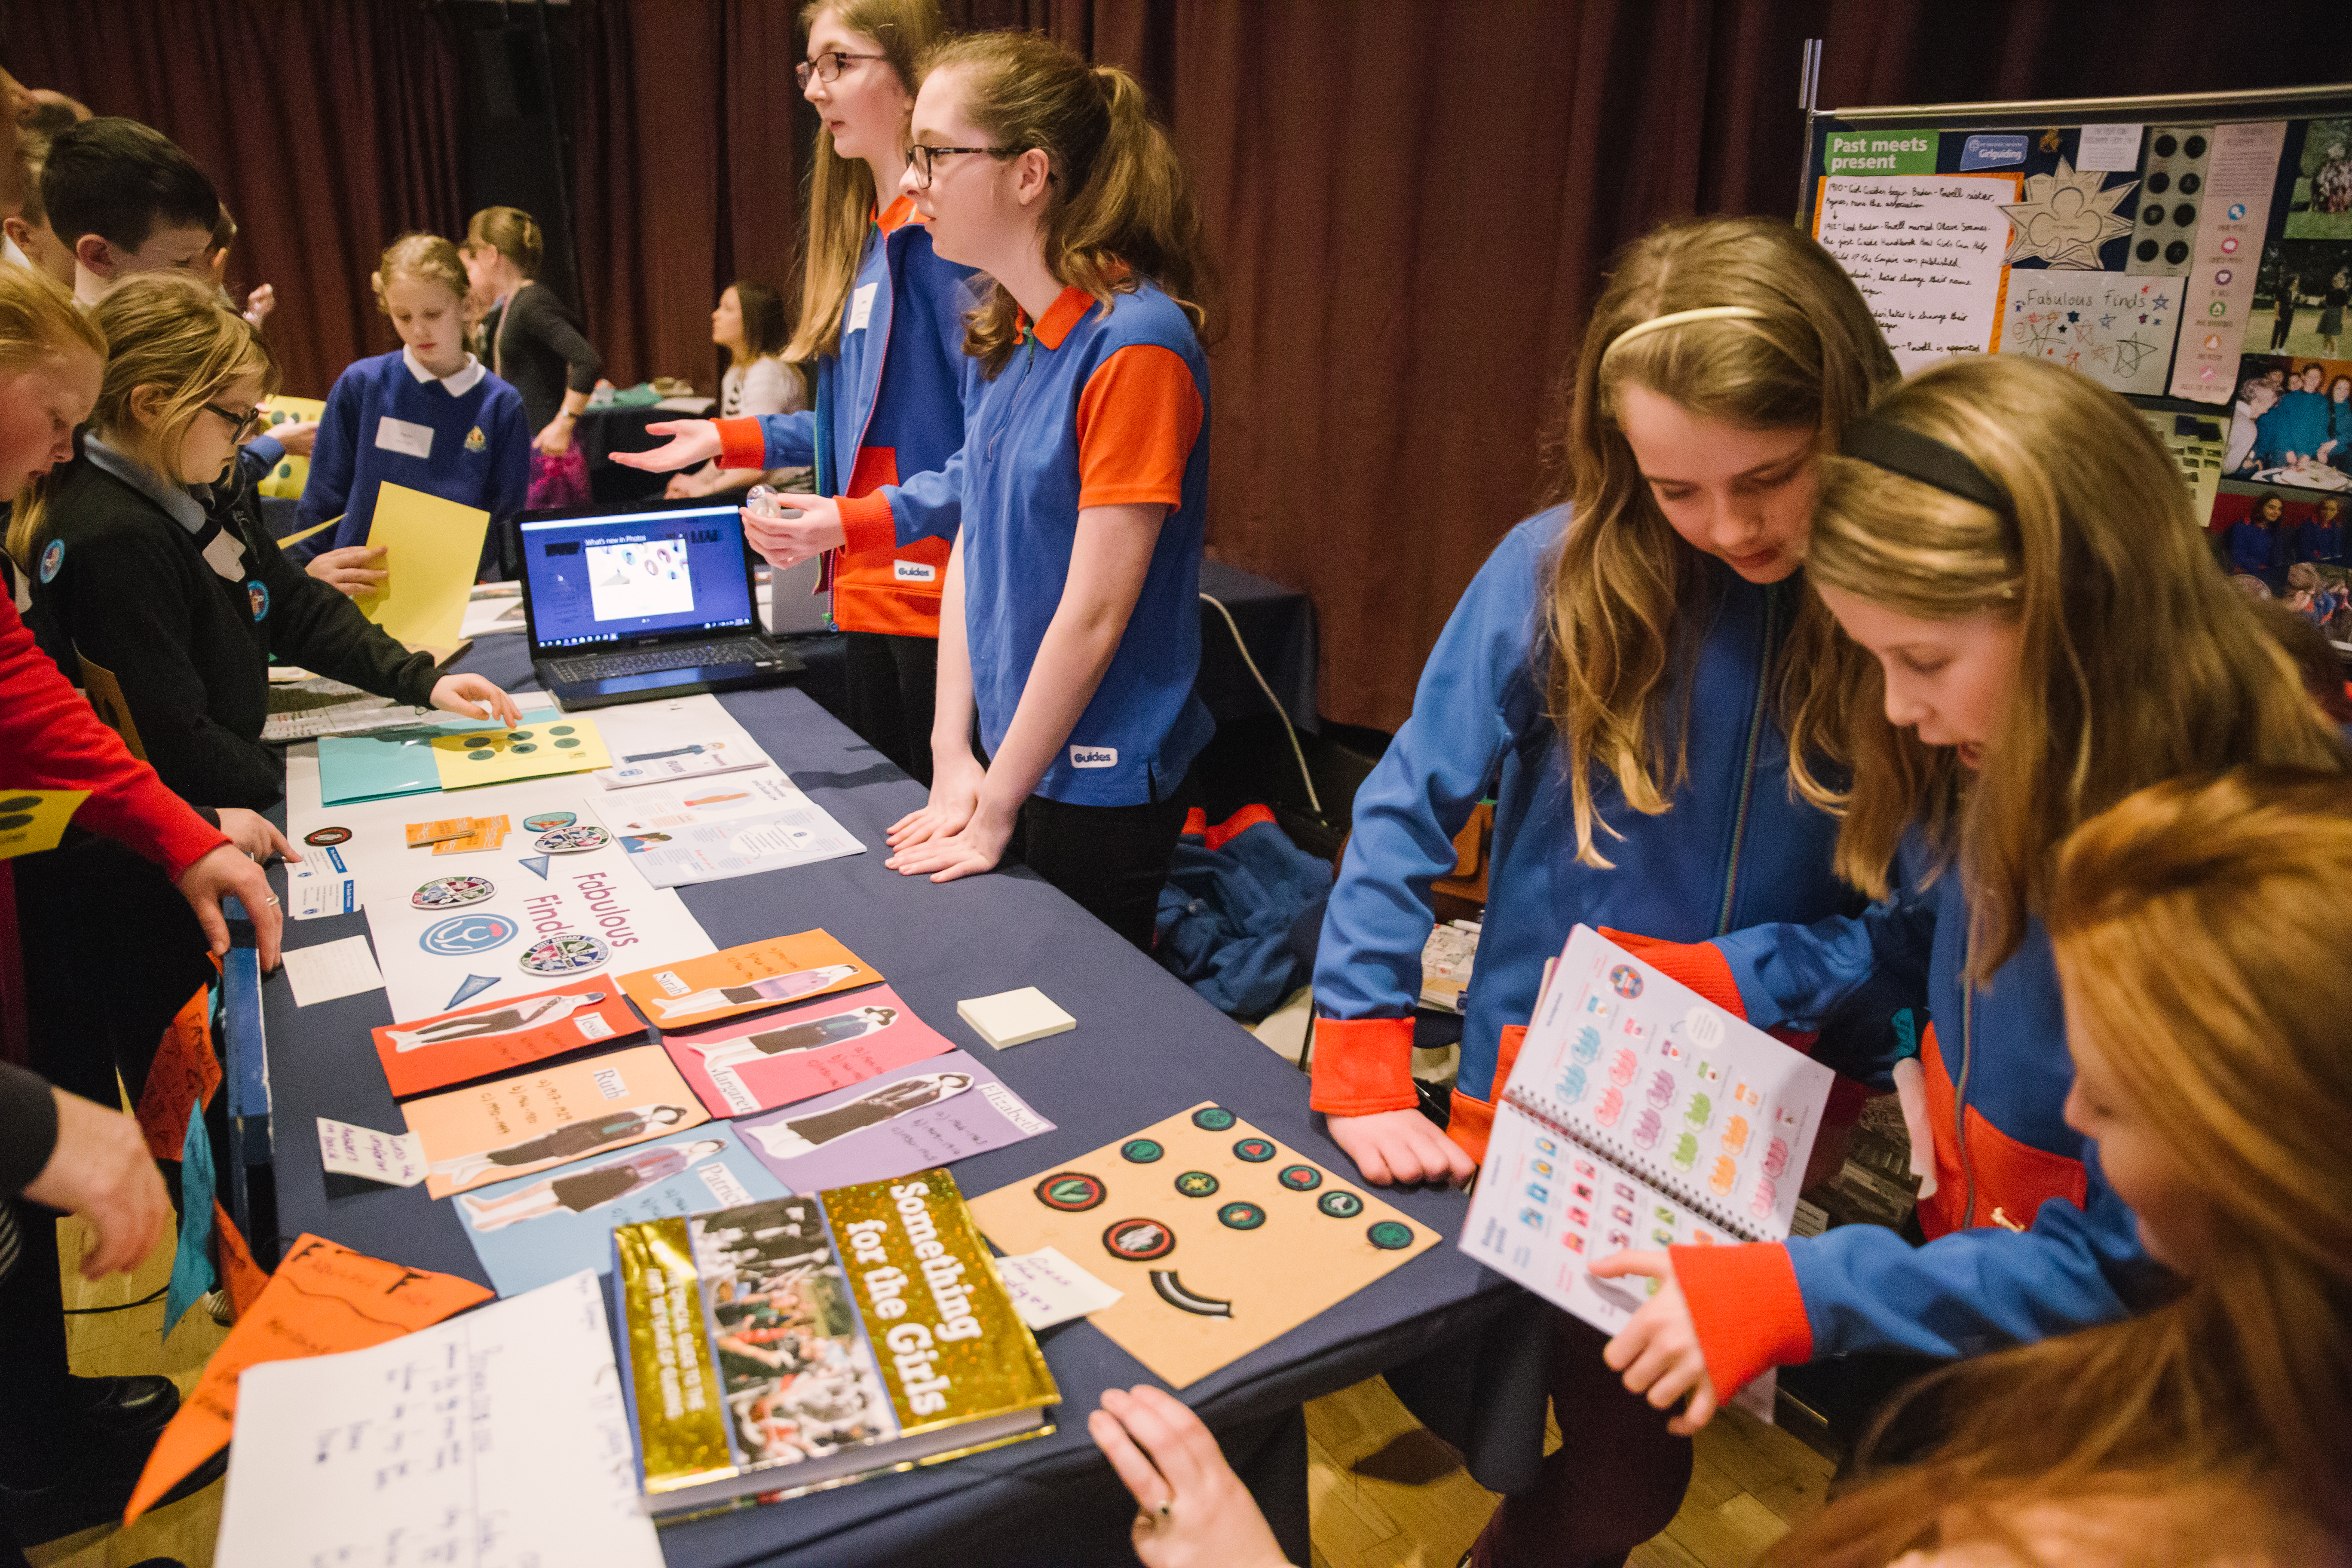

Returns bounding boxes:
[876,193,921,235]
[1015,285,1097,349]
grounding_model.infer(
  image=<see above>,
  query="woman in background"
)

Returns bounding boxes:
[465,205,601,510]
[667,279,806,499]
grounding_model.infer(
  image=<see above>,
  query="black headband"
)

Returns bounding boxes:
[1840,416,2013,517]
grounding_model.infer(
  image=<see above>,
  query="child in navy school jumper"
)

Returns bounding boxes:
[1595,358,2349,1461]
[289,234,530,592]
[1311,218,1897,1568]
[878,34,1212,953]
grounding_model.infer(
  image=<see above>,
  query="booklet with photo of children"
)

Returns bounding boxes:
[1459,925,1834,1336]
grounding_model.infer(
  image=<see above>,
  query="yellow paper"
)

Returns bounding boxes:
[428,714,611,790]
[359,483,489,655]
[0,789,88,860]
[274,513,343,550]
[254,395,326,500]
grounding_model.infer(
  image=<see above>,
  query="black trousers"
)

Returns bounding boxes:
[842,630,939,787]
[1010,777,1192,953]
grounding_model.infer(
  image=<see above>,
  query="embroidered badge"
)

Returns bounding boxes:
[36,538,62,583]
[247,579,269,620]
[465,425,487,453]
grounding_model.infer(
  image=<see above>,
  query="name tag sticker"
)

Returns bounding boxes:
[1069,744,1118,769]
[848,282,879,333]
[893,560,937,583]
[375,416,435,459]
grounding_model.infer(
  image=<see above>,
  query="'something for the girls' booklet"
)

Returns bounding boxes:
[1460,925,1833,1335]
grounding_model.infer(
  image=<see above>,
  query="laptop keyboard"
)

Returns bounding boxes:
[549,638,775,683]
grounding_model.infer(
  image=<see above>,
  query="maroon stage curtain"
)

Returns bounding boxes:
[8,0,466,401]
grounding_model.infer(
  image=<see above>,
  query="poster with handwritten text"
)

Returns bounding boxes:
[1998,271,2181,396]
[1813,174,2021,373]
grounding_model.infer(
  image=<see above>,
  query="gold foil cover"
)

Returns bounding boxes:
[826,1168,1058,1435]
[614,1215,737,1493]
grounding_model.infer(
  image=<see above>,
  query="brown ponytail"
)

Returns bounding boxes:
[919,31,1210,378]
[465,206,544,280]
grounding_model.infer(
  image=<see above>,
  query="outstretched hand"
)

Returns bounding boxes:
[610,420,722,474]
[1593,1250,1720,1435]
[431,674,525,728]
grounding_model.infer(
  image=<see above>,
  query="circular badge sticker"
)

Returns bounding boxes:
[1190,1106,1237,1132]
[1120,1138,1164,1164]
[535,825,611,854]
[1609,964,1645,999]
[521,812,576,833]
[1317,1191,1366,1220]
[412,874,495,910]
[1366,1221,1416,1251]
[37,538,63,584]
[1173,1170,1220,1198]
[247,580,269,621]
[1277,1164,1323,1192]
[303,826,352,847]
[1035,1172,1106,1212]
[1102,1218,1176,1263]
[1232,1137,1276,1164]
[518,932,611,977]
[420,913,519,957]
[1217,1201,1266,1231]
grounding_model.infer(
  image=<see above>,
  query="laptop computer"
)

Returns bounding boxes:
[518,498,802,710]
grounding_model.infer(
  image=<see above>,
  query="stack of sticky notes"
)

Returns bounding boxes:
[957,986,1076,1049]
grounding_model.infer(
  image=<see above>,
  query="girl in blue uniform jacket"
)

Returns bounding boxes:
[1596,356,2349,1443]
[291,235,530,591]
[878,32,1216,954]
[2228,491,2288,580]
[617,0,982,785]
[1311,217,1899,1568]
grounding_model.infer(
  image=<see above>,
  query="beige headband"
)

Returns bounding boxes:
[1604,305,1768,355]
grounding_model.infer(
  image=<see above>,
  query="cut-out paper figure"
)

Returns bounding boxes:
[687,1006,897,1075]
[649,964,863,1022]
[1709,1155,1738,1196]
[1645,1069,1675,1109]
[1632,1107,1663,1149]
[430,1103,692,1190]
[1671,1131,1699,1170]
[1571,1025,1602,1064]
[1721,1114,1750,1155]
[457,1138,727,1231]
[387,990,609,1052]
[1763,1135,1791,1179]
[1557,1063,1589,1103]
[1608,1048,1638,1087]
[1594,1086,1625,1127]
[745,1072,974,1161]
[1683,1091,1713,1129]
[1749,1175,1779,1219]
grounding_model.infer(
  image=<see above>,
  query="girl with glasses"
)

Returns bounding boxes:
[10,273,519,812]
[617,0,980,788]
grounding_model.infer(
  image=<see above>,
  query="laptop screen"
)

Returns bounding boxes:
[519,503,756,651]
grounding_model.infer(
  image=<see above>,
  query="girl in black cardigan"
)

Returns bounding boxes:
[13,274,521,810]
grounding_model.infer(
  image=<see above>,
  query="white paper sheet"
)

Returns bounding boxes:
[585,769,863,888]
[1813,173,2019,373]
[316,1117,425,1186]
[992,1245,1123,1330]
[214,1270,664,1568]
[287,863,358,921]
[2075,123,2144,172]
[280,934,384,1006]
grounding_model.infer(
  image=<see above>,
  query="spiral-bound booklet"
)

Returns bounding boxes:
[1460,925,1833,1334]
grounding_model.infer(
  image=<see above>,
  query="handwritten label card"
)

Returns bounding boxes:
[316,1117,426,1187]
[993,1245,1124,1330]
[1813,174,2020,374]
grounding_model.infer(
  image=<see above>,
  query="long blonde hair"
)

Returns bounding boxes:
[8,273,275,566]
[1770,768,2352,1566]
[784,0,941,364]
[918,31,1209,379]
[1807,355,2346,975]
[371,232,468,313]
[0,263,104,557]
[1545,217,1898,867]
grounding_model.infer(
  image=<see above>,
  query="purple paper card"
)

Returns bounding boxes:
[732,1049,1053,1191]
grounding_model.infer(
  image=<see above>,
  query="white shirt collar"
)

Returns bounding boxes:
[403,346,487,397]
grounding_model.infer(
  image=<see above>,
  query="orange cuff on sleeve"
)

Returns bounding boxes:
[1600,928,1746,1018]
[1309,1015,1418,1117]
[713,418,769,470]
[1074,343,1202,511]
[835,490,897,557]
[1670,1240,1814,1398]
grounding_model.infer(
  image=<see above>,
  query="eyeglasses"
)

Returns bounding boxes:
[796,51,885,90]
[905,143,1020,189]
[203,401,266,442]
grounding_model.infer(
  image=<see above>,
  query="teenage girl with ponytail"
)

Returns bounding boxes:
[877,32,1214,952]
[1308,217,1896,1566]
[617,0,979,786]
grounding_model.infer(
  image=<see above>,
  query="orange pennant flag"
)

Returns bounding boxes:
[123,1234,491,1525]
[135,986,219,1163]
[208,1202,269,1322]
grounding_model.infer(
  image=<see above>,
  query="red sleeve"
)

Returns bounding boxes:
[1074,344,1203,512]
[713,418,769,471]
[0,596,226,878]
[1309,1015,1419,1117]
[1670,1240,1816,1398]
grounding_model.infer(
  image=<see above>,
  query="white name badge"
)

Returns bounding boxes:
[1068,744,1118,769]
[893,560,937,583]
[374,415,434,459]
[202,529,248,582]
[847,282,879,333]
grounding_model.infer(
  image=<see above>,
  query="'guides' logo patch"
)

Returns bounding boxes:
[1069,744,1118,769]
[893,560,937,583]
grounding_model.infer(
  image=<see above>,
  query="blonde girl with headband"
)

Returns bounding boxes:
[290,233,531,591]
[1308,216,1896,1568]
[616,0,983,786]
[17,273,520,812]
[1597,358,2346,1469]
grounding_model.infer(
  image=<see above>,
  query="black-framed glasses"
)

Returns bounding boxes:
[796,50,885,90]
[202,401,266,442]
[905,143,1020,189]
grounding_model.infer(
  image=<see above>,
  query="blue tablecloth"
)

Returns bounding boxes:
[255,664,1512,1565]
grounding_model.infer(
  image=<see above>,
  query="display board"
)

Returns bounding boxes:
[1802,84,2352,582]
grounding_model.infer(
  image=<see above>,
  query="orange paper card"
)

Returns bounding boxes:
[400,1042,708,1197]
[405,818,474,846]
[615,928,880,1030]
[135,987,219,1163]
[432,815,511,854]
[369,975,647,1099]
[123,1234,490,1525]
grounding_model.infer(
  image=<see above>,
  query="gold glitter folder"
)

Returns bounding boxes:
[611,1169,1058,1519]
